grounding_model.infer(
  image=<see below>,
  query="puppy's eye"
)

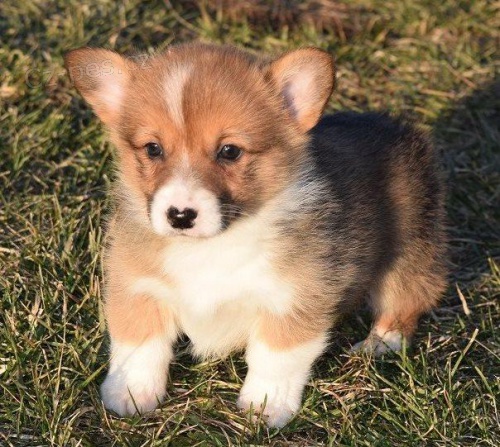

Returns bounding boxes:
[217,144,242,162]
[145,142,163,159]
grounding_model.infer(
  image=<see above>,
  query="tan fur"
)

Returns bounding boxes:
[258,309,330,350]
[371,256,446,339]
[103,221,171,344]
[105,293,172,344]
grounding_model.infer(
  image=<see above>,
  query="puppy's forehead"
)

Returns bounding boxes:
[124,46,277,147]
[161,48,268,126]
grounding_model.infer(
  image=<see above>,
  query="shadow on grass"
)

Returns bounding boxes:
[436,79,500,285]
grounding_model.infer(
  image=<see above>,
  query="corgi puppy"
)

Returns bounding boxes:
[65,43,447,428]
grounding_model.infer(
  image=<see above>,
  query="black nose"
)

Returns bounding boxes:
[167,206,198,230]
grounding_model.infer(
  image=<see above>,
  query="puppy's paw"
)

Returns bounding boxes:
[237,375,299,428]
[351,330,404,356]
[100,338,172,416]
[100,372,166,416]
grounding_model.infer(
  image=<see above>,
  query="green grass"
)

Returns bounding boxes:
[0,0,499,445]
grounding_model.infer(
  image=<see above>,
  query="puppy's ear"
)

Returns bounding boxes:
[270,48,334,132]
[64,48,133,127]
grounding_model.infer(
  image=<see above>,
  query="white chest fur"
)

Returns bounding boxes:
[134,216,294,358]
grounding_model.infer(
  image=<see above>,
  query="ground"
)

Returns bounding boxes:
[0,1,499,446]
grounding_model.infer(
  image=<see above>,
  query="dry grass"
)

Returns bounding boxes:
[0,0,499,445]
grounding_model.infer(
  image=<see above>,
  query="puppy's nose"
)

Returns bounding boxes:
[167,206,198,230]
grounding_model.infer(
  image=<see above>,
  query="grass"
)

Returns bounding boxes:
[0,0,499,445]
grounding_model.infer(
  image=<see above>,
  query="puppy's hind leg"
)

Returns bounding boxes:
[352,258,447,355]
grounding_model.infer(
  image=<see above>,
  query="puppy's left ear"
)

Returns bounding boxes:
[270,48,334,132]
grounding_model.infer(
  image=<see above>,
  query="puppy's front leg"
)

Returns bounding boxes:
[238,314,328,427]
[100,291,176,416]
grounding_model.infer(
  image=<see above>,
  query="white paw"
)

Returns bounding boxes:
[237,335,326,427]
[237,374,300,428]
[100,338,171,416]
[100,372,166,416]
[351,330,404,356]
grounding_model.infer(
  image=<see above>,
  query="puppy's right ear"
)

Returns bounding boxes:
[64,48,132,127]
[270,48,334,133]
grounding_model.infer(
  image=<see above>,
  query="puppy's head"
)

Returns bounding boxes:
[65,44,334,237]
